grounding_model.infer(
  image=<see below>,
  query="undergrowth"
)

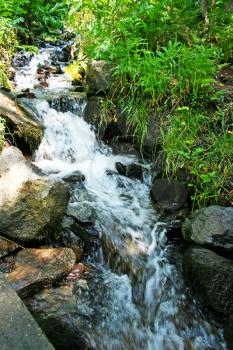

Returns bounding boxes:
[68,0,233,207]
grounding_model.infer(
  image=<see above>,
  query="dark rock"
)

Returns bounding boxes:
[224,314,233,349]
[182,206,233,249]
[183,247,233,316]
[7,248,76,298]
[0,272,54,350]
[116,162,143,181]
[62,170,85,183]
[83,96,106,138]
[151,152,166,179]
[111,143,140,157]
[51,50,70,64]
[143,112,168,156]
[0,237,19,258]
[25,264,95,350]
[48,92,86,114]
[115,162,127,176]
[0,176,70,242]
[151,179,188,211]
[127,163,143,181]
[86,60,113,93]
[59,230,84,261]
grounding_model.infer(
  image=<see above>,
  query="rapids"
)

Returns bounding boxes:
[14,46,226,350]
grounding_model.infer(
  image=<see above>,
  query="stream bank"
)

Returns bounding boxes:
[0,41,232,350]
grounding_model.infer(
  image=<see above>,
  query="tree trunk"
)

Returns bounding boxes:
[200,0,209,25]
[226,0,233,12]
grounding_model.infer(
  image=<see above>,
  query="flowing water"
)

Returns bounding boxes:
[14,46,226,350]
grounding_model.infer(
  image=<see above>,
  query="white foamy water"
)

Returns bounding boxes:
[15,48,226,350]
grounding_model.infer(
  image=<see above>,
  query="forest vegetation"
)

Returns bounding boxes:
[0,0,232,208]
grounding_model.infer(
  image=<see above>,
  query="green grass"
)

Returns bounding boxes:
[162,107,233,207]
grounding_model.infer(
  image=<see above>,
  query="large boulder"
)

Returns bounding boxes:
[0,272,54,350]
[0,178,70,242]
[183,247,233,316]
[7,248,76,298]
[0,88,43,153]
[151,178,188,211]
[182,206,233,249]
[86,60,113,93]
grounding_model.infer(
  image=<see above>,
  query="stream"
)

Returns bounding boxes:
[14,44,226,350]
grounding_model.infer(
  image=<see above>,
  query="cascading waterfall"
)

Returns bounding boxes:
[15,47,226,350]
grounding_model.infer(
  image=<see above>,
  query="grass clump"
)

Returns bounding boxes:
[162,107,233,207]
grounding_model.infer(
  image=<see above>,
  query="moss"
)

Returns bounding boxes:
[16,126,43,154]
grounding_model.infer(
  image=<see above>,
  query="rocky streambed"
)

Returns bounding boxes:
[0,41,232,350]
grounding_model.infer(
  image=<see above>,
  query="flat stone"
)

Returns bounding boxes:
[0,272,54,350]
[0,237,19,258]
[7,248,76,297]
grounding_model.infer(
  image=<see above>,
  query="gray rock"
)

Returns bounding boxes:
[183,247,233,316]
[7,248,76,298]
[62,170,85,183]
[0,88,43,152]
[0,178,70,242]
[0,272,54,350]
[151,178,188,211]
[182,206,233,249]
[86,60,113,93]
[111,143,140,157]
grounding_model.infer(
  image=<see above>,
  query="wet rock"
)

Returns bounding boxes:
[182,206,233,249]
[151,178,188,211]
[48,92,86,114]
[111,143,140,157]
[151,152,166,179]
[0,237,19,258]
[224,314,233,349]
[7,248,76,298]
[68,185,96,224]
[83,96,106,137]
[183,247,233,316]
[51,50,70,64]
[59,230,84,261]
[116,162,143,181]
[13,51,32,68]
[0,89,43,153]
[62,170,85,183]
[0,272,54,350]
[0,176,70,242]
[25,264,95,350]
[86,60,113,93]
[25,265,139,350]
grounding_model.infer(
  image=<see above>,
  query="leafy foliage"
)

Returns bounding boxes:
[68,0,233,207]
